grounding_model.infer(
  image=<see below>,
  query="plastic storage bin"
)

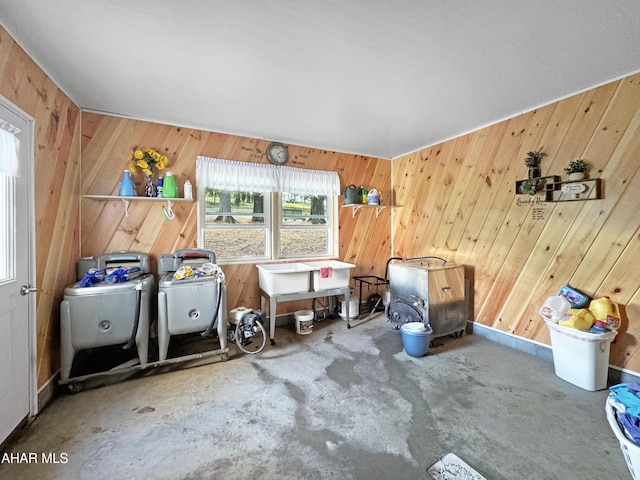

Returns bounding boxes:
[544,319,617,390]
[257,263,313,295]
[606,394,640,480]
[302,260,356,291]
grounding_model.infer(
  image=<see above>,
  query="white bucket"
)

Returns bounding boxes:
[337,296,359,319]
[294,310,314,335]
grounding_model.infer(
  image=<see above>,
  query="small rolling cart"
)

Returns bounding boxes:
[350,257,402,324]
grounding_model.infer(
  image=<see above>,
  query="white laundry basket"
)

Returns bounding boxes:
[606,395,640,480]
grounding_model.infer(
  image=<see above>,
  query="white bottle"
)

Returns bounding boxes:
[539,295,571,323]
[183,179,193,200]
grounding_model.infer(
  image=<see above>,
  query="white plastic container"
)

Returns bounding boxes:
[367,188,380,205]
[294,310,314,335]
[256,263,313,295]
[302,260,356,291]
[402,322,427,333]
[337,295,359,320]
[539,295,571,322]
[544,319,617,390]
[183,179,193,200]
[228,306,252,326]
[606,395,640,480]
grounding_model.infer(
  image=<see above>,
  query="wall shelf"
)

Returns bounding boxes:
[515,175,560,196]
[83,195,193,217]
[544,178,602,202]
[342,204,400,218]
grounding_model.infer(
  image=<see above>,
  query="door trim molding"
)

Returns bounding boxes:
[0,93,37,419]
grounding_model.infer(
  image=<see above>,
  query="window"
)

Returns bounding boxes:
[201,189,271,262]
[279,192,332,258]
[0,124,19,283]
[0,174,15,283]
[196,157,340,264]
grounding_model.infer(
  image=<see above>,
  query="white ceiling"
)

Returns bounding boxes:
[1,1,640,159]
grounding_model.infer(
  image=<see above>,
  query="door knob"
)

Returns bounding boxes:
[20,285,37,296]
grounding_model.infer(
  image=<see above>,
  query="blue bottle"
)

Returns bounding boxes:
[156,177,164,198]
[119,170,135,196]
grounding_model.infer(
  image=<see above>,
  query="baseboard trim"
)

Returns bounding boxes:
[37,372,59,413]
[467,321,640,385]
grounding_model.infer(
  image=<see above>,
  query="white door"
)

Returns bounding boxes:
[0,96,36,444]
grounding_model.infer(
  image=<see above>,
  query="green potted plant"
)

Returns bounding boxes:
[518,179,539,195]
[564,159,589,181]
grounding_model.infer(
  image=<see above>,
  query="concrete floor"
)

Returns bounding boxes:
[0,313,632,480]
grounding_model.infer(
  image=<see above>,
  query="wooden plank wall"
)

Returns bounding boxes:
[392,73,640,373]
[0,26,81,387]
[4,18,640,388]
[81,113,393,320]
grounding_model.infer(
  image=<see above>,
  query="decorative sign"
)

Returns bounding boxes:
[515,195,547,220]
[240,144,264,160]
[562,182,587,194]
[531,207,546,221]
[516,196,545,207]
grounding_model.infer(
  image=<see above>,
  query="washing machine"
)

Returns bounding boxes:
[157,249,227,361]
[60,251,155,381]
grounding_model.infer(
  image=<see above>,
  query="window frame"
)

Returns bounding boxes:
[198,189,338,265]
[274,192,338,261]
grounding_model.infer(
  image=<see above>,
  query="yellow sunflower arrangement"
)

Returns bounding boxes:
[127,147,169,176]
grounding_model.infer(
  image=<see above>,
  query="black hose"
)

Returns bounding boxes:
[403,256,447,265]
[384,257,404,280]
[201,279,223,337]
[123,284,142,350]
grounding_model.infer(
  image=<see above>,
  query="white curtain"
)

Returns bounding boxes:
[196,156,340,196]
[0,120,19,177]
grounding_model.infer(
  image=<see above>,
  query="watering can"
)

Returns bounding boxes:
[343,184,360,205]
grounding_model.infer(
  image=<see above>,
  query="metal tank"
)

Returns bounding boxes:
[387,257,467,338]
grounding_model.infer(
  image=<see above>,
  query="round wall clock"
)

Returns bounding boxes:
[266,142,289,166]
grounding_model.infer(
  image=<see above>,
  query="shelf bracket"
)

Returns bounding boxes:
[350,205,388,218]
[121,199,131,217]
[163,200,175,220]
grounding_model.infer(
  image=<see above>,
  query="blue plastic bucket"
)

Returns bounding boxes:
[400,323,432,357]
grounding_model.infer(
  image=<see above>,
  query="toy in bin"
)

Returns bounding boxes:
[543,288,622,333]
[558,308,594,331]
[557,285,590,308]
